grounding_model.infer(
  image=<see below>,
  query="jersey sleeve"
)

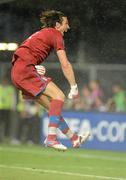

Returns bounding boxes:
[52,31,65,51]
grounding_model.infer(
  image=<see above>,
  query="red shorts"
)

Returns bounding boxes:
[11,57,51,99]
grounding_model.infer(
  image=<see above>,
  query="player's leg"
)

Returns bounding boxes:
[36,93,90,148]
[37,81,67,150]
[37,94,50,110]
[58,116,90,147]
[36,94,76,142]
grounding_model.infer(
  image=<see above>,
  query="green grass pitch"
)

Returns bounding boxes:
[0,144,126,180]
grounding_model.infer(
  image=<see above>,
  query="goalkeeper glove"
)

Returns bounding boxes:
[35,65,46,76]
[68,84,79,99]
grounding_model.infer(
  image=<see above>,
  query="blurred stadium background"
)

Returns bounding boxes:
[0,0,126,179]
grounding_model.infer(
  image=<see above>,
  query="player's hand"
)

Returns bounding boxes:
[68,84,79,99]
[35,65,46,76]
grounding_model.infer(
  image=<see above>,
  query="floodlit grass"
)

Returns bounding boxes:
[0,144,126,180]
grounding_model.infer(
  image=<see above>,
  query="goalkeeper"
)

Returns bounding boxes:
[11,10,90,151]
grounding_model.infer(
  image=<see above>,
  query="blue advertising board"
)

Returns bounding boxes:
[41,111,126,151]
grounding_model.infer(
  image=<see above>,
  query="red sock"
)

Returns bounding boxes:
[48,99,64,141]
[47,135,57,141]
[48,99,64,116]
[71,134,78,142]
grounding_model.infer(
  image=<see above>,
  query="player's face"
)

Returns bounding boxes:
[56,17,70,35]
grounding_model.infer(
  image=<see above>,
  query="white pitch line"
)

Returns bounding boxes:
[0,146,126,162]
[0,164,126,180]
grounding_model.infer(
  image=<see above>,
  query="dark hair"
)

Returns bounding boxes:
[40,10,66,28]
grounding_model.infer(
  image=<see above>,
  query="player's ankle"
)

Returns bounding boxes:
[70,134,78,142]
[47,134,57,141]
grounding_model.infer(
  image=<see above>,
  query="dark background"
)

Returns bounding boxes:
[0,0,126,63]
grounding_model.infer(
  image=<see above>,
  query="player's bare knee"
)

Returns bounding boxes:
[56,92,65,102]
[61,93,65,102]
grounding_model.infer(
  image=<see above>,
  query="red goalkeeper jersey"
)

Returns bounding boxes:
[12,28,64,65]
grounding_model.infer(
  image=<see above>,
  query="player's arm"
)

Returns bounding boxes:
[57,50,75,86]
[56,49,79,99]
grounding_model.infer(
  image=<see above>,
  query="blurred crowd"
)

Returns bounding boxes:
[0,77,44,144]
[64,80,126,113]
[0,77,126,144]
